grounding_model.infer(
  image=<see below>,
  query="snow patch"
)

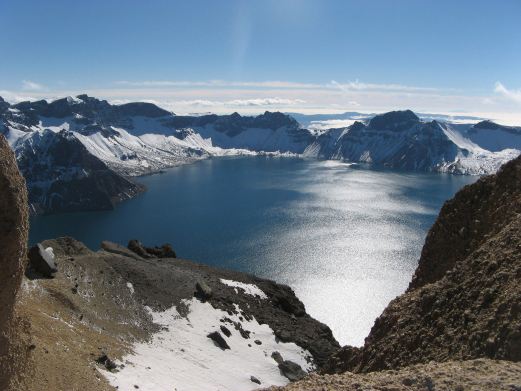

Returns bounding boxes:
[220,279,268,299]
[101,297,313,391]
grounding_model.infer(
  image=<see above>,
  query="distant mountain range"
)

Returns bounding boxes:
[1,95,520,213]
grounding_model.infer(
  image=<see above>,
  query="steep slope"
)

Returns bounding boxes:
[304,110,520,174]
[13,238,339,391]
[322,155,521,374]
[466,120,521,152]
[13,129,144,214]
[0,135,29,391]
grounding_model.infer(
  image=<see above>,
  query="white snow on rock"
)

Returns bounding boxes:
[126,282,135,294]
[220,279,268,299]
[101,297,313,391]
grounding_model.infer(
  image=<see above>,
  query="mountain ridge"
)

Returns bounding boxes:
[2,95,520,214]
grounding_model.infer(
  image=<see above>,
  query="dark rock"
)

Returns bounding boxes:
[278,360,307,382]
[207,331,230,350]
[195,281,212,300]
[254,339,262,345]
[96,353,118,372]
[272,351,284,365]
[101,241,144,260]
[250,376,261,384]
[220,325,231,337]
[14,130,145,215]
[128,240,151,258]
[146,243,176,258]
[127,240,176,259]
[28,244,58,277]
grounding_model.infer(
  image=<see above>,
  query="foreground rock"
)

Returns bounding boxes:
[321,155,521,374]
[269,359,521,391]
[27,244,58,278]
[13,237,338,390]
[0,135,29,390]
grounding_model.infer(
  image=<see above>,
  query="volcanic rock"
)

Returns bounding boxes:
[207,331,230,350]
[27,244,58,278]
[0,135,29,390]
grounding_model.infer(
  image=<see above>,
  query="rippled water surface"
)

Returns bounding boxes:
[30,157,476,345]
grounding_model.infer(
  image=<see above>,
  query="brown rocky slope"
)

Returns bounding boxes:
[314,155,521,374]
[0,135,29,391]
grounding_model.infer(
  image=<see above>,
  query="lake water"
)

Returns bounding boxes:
[30,157,476,346]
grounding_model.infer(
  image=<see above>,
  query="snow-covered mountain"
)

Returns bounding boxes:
[1,95,520,213]
[14,129,144,214]
[0,95,313,213]
[304,110,520,175]
[2,95,310,177]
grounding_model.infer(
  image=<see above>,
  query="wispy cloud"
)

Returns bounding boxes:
[494,82,521,104]
[174,97,306,107]
[329,80,439,93]
[115,79,439,93]
[115,80,321,89]
[21,80,44,91]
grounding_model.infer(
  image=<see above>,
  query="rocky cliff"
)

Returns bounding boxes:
[0,135,29,390]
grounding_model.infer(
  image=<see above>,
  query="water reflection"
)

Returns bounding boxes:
[30,157,476,346]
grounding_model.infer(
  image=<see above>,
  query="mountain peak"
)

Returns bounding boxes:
[116,102,172,118]
[368,110,420,131]
[473,120,502,130]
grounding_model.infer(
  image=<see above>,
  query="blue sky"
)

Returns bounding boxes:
[1,0,520,121]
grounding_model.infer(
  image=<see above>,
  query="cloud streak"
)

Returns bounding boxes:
[494,82,521,104]
[115,79,441,94]
[21,80,44,91]
[174,97,306,107]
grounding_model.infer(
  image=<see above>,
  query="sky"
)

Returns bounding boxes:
[1,0,521,123]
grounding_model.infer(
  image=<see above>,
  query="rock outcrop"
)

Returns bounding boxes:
[0,135,29,390]
[322,155,521,374]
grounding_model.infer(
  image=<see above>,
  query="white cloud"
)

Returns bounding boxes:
[21,80,44,91]
[329,80,438,93]
[174,97,305,107]
[226,98,305,106]
[115,80,321,89]
[115,79,440,94]
[494,82,521,104]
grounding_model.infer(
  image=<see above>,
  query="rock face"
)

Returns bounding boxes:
[0,135,29,390]
[322,155,521,374]
[14,130,144,214]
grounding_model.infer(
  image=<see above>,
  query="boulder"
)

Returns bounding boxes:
[195,281,212,301]
[127,239,177,259]
[272,351,307,381]
[278,360,307,382]
[101,241,144,261]
[127,239,151,258]
[220,325,231,338]
[28,244,58,277]
[207,331,230,350]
